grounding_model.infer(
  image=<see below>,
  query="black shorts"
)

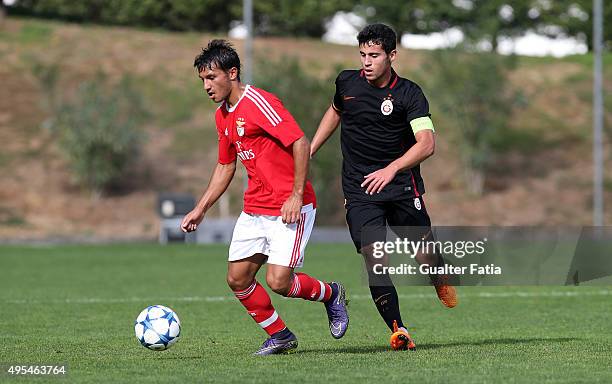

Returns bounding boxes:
[345,197,431,252]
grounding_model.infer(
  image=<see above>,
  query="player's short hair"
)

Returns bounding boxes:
[357,24,397,54]
[194,39,241,80]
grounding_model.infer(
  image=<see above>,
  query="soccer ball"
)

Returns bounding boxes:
[134,305,181,351]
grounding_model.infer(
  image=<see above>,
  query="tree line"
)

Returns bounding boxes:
[7,0,609,48]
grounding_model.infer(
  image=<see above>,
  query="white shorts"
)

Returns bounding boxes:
[228,204,315,268]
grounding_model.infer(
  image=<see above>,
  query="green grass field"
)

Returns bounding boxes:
[1,244,611,383]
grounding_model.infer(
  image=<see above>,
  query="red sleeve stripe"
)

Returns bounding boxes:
[247,88,282,125]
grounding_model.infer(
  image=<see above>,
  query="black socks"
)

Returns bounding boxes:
[369,284,404,331]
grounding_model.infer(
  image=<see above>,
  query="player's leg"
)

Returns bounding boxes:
[228,254,281,336]
[266,204,349,339]
[417,230,458,308]
[227,253,265,291]
[266,264,331,302]
[227,212,296,355]
[388,197,457,308]
[346,200,408,335]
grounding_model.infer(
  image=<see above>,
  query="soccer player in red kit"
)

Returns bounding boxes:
[181,40,349,355]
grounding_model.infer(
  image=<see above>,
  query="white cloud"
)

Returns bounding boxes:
[497,31,588,57]
[320,11,588,58]
[322,11,366,46]
[452,0,474,11]
[568,4,589,21]
[401,28,464,50]
[499,4,514,21]
[228,22,248,40]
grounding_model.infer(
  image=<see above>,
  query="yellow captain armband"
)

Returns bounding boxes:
[410,116,435,134]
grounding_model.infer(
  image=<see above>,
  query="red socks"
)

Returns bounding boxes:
[233,281,286,336]
[287,272,332,302]
[233,274,332,336]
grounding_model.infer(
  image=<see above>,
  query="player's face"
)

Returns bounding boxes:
[359,42,396,83]
[198,66,237,103]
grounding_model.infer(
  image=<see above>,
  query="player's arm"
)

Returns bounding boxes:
[181,161,236,232]
[310,104,341,157]
[362,120,435,195]
[281,135,309,224]
[389,128,435,170]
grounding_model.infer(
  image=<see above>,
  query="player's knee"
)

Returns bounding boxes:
[360,244,377,260]
[361,245,383,266]
[226,274,253,291]
[266,275,291,296]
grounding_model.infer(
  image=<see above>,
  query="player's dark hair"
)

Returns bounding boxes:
[194,39,241,81]
[357,24,397,54]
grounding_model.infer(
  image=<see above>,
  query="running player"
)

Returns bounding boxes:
[310,24,457,351]
[181,40,349,355]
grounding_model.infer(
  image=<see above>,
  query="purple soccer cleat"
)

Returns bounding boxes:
[324,282,349,339]
[253,330,298,356]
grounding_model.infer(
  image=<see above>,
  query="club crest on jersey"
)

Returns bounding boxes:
[236,117,246,137]
[381,95,394,116]
[414,197,421,210]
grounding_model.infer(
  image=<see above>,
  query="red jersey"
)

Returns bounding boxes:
[215,85,316,215]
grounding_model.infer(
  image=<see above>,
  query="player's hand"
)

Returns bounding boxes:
[180,208,205,233]
[361,165,398,195]
[281,193,302,224]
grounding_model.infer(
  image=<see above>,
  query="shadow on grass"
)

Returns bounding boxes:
[296,337,575,355]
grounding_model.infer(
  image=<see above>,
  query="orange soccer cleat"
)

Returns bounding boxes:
[389,320,416,351]
[434,276,458,308]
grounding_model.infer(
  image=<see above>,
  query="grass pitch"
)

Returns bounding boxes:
[1,244,611,383]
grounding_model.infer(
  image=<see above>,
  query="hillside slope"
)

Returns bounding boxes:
[0,18,611,241]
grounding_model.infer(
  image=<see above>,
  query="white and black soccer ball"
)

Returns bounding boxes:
[134,305,181,351]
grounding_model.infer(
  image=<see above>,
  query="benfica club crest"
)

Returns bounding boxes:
[381,95,394,116]
[236,117,246,137]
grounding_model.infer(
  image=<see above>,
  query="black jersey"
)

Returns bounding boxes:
[333,68,431,201]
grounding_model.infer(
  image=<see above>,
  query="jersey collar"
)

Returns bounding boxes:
[225,84,251,112]
[387,69,399,89]
[360,68,398,89]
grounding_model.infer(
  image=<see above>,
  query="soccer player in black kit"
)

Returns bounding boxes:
[310,23,457,351]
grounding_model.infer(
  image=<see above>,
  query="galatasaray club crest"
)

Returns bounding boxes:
[236,117,246,137]
[414,197,421,211]
[381,95,394,116]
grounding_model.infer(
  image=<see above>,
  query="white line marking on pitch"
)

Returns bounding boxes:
[3,290,611,305]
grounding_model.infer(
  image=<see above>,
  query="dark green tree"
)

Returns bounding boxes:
[358,0,607,50]
[9,0,354,35]
[246,0,354,37]
[10,0,233,31]
[48,73,149,195]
